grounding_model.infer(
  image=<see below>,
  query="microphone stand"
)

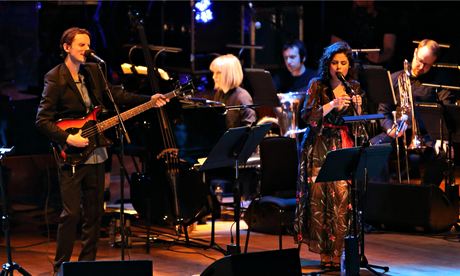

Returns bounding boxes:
[224,104,260,111]
[97,62,131,260]
[218,104,258,255]
[421,83,460,91]
[341,80,369,146]
[0,146,31,276]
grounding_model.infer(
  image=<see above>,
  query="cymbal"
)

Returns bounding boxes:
[432,63,460,69]
[0,87,37,101]
[352,48,380,53]
[226,44,263,50]
[123,44,182,53]
[412,40,450,48]
[421,83,460,90]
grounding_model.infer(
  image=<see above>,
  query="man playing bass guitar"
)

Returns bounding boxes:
[35,27,168,274]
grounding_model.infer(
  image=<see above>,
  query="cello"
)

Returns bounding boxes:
[127,11,211,234]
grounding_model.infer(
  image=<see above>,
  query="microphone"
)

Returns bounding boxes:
[84,50,105,63]
[396,114,408,134]
[336,72,355,94]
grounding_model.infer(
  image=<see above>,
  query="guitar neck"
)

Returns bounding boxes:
[96,90,178,133]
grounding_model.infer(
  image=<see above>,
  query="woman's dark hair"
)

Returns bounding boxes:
[59,27,91,58]
[318,41,354,82]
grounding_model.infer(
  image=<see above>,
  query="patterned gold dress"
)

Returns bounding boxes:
[294,78,364,258]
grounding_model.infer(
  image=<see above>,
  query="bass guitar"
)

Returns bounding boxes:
[54,82,193,166]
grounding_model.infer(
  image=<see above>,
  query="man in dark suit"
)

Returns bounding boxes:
[35,27,168,274]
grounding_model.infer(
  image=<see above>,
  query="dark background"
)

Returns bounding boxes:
[1,1,460,155]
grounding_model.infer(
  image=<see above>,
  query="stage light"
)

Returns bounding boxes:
[194,0,213,24]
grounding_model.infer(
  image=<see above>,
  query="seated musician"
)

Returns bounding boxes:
[207,54,257,202]
[210,54,257,128]
[375,39,455,185]
[35,27,168,274]
[268,40,317,136]
[272,39,317,94]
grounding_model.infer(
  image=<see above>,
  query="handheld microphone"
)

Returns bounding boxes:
[84,50,105,63]
[336,72,355,95]
[336,72,347,83]
[396,114,408,134]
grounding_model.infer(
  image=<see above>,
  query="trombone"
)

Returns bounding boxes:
[394,60,426,183]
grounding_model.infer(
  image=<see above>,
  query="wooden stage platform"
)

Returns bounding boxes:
[1,207,460,276]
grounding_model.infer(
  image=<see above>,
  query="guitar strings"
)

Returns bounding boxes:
[78,85,189,139]
[79,100,157,138]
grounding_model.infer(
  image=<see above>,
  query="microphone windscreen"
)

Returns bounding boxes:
[84,49,95,58]
[336,72,345,81]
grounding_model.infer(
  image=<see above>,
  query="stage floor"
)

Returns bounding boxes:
[2,156,459,275]
[1,212,460,276]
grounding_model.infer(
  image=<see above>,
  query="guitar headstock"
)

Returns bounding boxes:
[174,79,195,98]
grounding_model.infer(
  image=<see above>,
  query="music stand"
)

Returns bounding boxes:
[342,114,384,123]
[342,114,384,146]
[0,147,31,276]
[415,103,460,143]
[415,103,460,204]
[200,123,272,254]
[358,65,396,114]
[244,68,280,107]
[315,144,392,275]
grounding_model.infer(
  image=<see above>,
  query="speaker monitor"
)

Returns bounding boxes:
[201,248,301,276]
[365,183,459,232]
[58,260,152,276]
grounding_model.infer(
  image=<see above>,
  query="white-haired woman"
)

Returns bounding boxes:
[210,54,256,128]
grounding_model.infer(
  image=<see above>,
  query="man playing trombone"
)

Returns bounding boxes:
[376,39,455,185]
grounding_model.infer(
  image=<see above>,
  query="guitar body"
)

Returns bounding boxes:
[53,81,193,166]
[55,107,111,166]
